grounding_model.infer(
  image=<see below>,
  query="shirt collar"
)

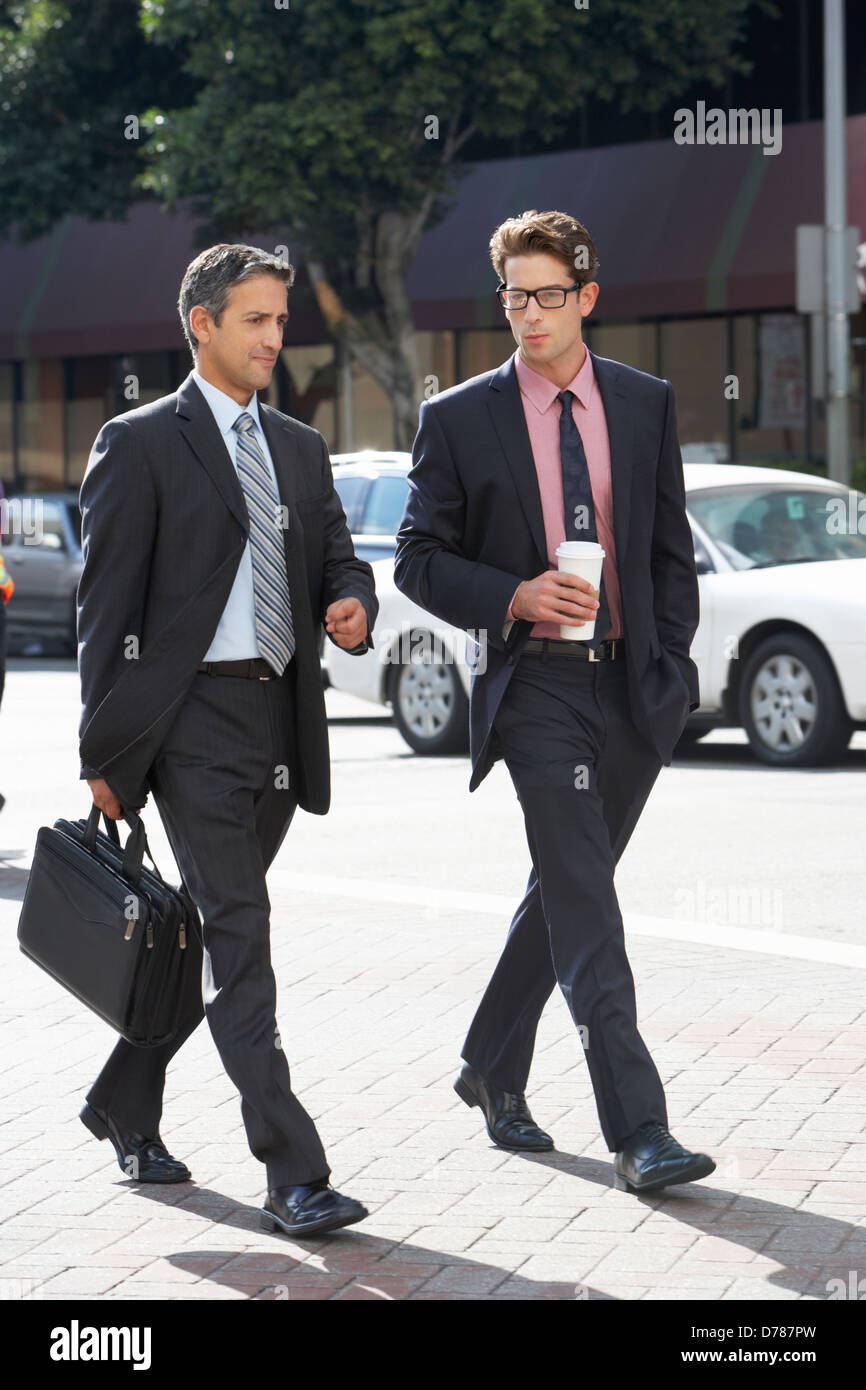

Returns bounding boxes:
[513,344,595,414]
[192,369,263,436]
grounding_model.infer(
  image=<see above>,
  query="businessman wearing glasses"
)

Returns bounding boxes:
[394,209,715,1196]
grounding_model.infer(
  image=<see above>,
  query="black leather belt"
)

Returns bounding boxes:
[522,637,624,662]
[198,658,279,679]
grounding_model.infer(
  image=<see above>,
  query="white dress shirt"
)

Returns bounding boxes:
[193,371,283,662]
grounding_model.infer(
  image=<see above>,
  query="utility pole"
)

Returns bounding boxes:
[824,0,851,484]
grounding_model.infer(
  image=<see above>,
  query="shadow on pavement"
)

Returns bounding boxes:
[116,1166,856,1300]
[0,850,29,902]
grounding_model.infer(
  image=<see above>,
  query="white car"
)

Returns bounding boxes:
[326,456,866,768]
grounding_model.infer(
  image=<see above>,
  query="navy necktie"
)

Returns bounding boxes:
[557,389,611,644]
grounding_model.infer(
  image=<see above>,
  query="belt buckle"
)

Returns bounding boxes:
[588,643,602,662]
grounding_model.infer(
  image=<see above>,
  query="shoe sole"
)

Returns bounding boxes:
[613,1155,716,1194]
[453,1077,554,1152]
[80,1103,192,1184]
[260,1206,368,1237]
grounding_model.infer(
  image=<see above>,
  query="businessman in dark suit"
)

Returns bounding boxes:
[394,209,715,1194]
[77,244,378,1236]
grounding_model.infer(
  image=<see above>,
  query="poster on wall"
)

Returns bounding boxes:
[758,313,806,429]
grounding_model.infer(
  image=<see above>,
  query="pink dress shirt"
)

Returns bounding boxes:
[505,347,623,641]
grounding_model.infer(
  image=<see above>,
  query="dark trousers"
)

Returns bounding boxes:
[87,666,330,1189]
[462,650,667,1152]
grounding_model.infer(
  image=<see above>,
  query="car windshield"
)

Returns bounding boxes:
[333,472,409,536]
[687,483,866,569]
[362,475,409,535]
[332,476,368,531]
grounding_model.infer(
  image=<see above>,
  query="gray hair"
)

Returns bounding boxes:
[177,243,295,355]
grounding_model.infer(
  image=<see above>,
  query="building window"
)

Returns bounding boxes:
[457,330,514,380]
[346,359,392,450]
[416,331,456,396]
[0,363,13,488]
[115,352,174,411]
[66,356,114,486]
[19,359,64,491]
[660,318,729,453]
[589,322,657,376]
[733,314,809,464]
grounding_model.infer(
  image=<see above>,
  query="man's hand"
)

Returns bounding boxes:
[324,596,368,650]
[87,777,123,821]
[512,571,600,626]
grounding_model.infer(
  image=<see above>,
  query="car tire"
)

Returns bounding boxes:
[739,632,853,767]
[387,631,470,755]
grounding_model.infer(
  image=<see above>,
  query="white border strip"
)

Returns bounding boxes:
[276,872,866,970]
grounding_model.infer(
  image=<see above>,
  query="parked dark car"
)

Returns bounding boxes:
[0,492,83,654]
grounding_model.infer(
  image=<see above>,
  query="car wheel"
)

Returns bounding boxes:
[739,633,853,767]
[388,631,469,755]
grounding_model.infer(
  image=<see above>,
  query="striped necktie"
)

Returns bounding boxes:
[557,389,611,644]
[232,411,295,674]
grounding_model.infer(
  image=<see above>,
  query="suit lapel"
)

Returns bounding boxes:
[258,403,302,509]
[487,358,548,568]
[175,377,316,643]
[176,373,249,533]
[588,349,635,576]
[176,374,307,520]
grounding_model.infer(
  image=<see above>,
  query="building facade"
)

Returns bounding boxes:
[2,115,865,493]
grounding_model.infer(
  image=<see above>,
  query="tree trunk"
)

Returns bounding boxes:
[306,209,430,451]
[303,111,475,448]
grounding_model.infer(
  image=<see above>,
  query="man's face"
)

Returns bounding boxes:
[191,274,287,399]
[502,252,597,370]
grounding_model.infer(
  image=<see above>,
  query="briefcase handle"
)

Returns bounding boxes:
[83,804,164,884]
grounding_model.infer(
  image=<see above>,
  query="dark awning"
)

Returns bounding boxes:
[2,113,864,359]
[408,112,866,328]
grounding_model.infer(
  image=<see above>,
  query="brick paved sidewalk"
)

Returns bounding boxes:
[2,853,865,1303]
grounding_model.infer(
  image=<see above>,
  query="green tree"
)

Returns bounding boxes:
[0,0,188,237]
[2,0,770,444]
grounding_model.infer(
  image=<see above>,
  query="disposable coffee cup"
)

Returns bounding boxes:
[556,541,605,640]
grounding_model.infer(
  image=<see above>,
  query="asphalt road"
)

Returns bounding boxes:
[1,658,863,951]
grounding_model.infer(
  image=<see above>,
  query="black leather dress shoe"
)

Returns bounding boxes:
[80,1102,191,1184]
[260,1180,368,1237]
[614,1121,715,1194]
[454,1063,554,1152]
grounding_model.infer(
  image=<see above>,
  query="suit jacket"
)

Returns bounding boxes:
[393,350,700,791]
[77,372,378,816]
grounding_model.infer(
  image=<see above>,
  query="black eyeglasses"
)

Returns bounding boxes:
[496,282,583,310]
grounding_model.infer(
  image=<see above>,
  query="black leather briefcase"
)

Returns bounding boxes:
[17,804,200,1046]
